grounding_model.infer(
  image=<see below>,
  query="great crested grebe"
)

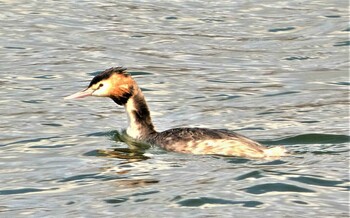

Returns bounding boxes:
[65,67,287,158]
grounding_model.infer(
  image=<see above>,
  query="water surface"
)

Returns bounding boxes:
[0,0,349,217]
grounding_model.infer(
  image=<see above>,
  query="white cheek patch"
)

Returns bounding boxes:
[92,82,112,97]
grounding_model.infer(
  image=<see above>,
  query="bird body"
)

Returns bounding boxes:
[65,67,286,158]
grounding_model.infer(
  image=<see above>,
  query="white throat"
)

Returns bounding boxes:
[125,98,142,139]
[121,89,156,140]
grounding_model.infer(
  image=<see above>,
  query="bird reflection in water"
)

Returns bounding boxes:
[85,130,151,162]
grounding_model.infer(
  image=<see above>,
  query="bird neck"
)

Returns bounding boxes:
[122,87,156,139]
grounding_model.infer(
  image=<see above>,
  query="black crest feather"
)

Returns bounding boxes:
[88,67,128,87]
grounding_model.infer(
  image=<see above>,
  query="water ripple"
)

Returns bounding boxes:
[0,187,59,195]
[242,183,315,195]
[58,173,120,183]
[261,133,350,145]
[288,176,347,188]
[175,197,263,208]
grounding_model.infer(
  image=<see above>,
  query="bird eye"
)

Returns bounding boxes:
[98,83,104,88]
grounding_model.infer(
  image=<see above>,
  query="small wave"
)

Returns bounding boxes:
[175,197,263,208]
[288,175,347,188]
[58,173,120,183]
[241,183,315,195]
[0,187,59,195]
[260,133,350,145]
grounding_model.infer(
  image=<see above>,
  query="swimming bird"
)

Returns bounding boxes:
[65,67,286,158]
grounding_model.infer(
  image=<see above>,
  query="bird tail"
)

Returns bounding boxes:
[263,146,287,157]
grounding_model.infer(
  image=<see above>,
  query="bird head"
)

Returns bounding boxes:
[64,67,135,105]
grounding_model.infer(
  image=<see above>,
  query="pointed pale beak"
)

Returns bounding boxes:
[64,88,94,100]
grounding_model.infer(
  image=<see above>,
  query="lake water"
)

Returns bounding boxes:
[0,0,349,217]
